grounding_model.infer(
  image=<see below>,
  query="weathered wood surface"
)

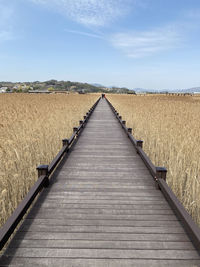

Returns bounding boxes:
[1,99,200,266]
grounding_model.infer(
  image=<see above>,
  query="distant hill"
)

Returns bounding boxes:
[0,80,133,94]
[177,87,200,93]
[1,80,199,94]
[132,87,200,93]
[91,83,104,88]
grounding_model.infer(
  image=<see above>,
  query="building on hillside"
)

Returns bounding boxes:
[0,87,8,93]
[13,85,20,90]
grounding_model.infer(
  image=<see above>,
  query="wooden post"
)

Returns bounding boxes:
[136,140,143,149]
[119,116,122,120]
[128,128,132,134]
[79,120,83,125]
[36,165,49,187]
[73,127,78,133]
[122,120,126,126]
[62,139,69,147]
[156,167,167,181]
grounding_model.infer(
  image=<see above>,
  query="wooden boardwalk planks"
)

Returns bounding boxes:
[1,99,200,266]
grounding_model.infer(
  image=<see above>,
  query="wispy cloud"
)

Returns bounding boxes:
[110,27,182,58]
[65,29,103,39]
[30,0,132,27]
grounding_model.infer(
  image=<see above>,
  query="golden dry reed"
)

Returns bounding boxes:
[0,93,98,228]
[108,94,200,225]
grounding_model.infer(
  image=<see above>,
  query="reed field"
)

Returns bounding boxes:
[0,93,98,228]
[108,94,200,225]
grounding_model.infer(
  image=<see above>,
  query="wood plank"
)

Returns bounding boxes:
[60,167,151,173]
[4,248,199,259]
[26,213,179,221]
[35,203,171,210]
[12,232,191,242]
[36,194,165,200]
[37,199,168,205]
[50,185,156,190]
[8,239,195,250]
[55,178,156,184]
[48,188,162,193]
[19,225,185,234]
[23,218,181,227]
[28,207,175,215]
[1,257,200,267]
[58,171,152,178]
[38,194,164,200]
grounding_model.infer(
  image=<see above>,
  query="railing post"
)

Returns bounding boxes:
[128,128,132,134]
[73,127,78,133]
[119,116,122,120]
[79,120,83,127]
[155,167,167,189]
[62,138,69,147]
[36,165,49,187]
[156,167,167,181]
[136,140,143,149]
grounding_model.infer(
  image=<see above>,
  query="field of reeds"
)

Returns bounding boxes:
[108,94,200,226]
[0,93,98,228]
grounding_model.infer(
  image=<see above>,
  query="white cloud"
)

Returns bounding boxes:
[30,0,132,27]
[110,27,181,58]
[65,29,103,39]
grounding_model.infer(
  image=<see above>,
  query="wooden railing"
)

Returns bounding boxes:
[0,97,101,250]
[106,98,200,252]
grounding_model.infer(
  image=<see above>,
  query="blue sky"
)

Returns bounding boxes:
[0,0,200,89]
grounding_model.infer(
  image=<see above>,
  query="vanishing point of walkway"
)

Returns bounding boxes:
[1,99,200,266]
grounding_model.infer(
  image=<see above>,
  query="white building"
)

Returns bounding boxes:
[0,87,7,93]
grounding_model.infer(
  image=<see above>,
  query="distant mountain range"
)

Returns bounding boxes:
[91,83,200,93]
[1,80,200,94]
[133,87,200,93]
[91,83,105,88]
[176,87,200,93]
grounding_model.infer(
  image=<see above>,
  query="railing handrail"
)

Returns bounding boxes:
[0,97,101,250]
[158,179,200,251]
[0,175,47,251]
[106,97,200,253]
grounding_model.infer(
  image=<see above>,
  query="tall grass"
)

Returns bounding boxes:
[108,94,200,225]
[0,93,98,228]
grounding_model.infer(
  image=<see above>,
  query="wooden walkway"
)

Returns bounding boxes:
[1,99,200,266]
